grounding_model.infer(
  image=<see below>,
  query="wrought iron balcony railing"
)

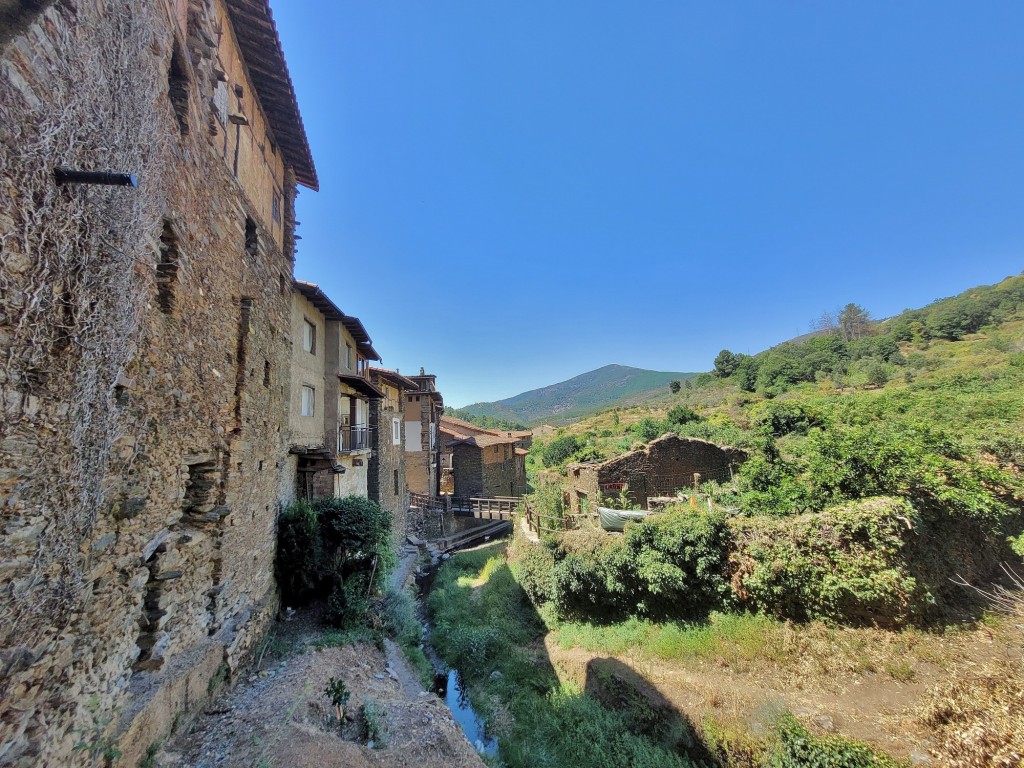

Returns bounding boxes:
[339,425,374,452]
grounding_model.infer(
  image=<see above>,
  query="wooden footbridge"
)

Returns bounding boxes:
[408,492,518,520]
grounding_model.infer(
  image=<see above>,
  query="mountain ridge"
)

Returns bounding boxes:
[459,364,696,425]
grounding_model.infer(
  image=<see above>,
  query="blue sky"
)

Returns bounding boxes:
[272,2,1023,408]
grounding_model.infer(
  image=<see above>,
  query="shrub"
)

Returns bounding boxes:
[550,510,732,621]
[630,417,662,442]
[543,435,583,466]
[276,501,324,605]
[275,496,394,628]
[730,498,923,624]
[766,714,904,767]
[666,404,701,427]
[512,539,556,605]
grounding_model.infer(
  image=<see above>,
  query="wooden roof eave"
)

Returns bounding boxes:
[224,0,318,190]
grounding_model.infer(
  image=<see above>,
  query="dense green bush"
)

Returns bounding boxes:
[765,714,905,768]
[276,500,324,604]
[550,510,732,621]
[731,498,922,624]
[512,538,556,604]
[630,417,662,442]
[542,435,583,466]
[275,495,393,627]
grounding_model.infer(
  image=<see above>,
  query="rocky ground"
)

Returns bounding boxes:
[156,547,486,768]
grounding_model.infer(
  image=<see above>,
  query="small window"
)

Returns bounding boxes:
[393,469,399,496]
[300,385,315,417]
[168,39,190,135]
[213,79,228,126]
[244,217,258,257]
[303,320,316,354]
[392,417,401,445]
[156,220,180,314]
[263,360,270,387]
[272,191,281,224]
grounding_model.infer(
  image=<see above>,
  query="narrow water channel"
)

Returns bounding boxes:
[415,550,500,757]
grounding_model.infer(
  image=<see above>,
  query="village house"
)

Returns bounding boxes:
[565,434,747,515]
[288,280,383,500]
[368,367,417,545]
[439,415,530,498]
[0,1,316,764]
[404,369,444,496]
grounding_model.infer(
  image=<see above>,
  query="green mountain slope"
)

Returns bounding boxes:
[460,364,697,425]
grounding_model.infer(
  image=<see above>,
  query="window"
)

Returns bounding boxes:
[156,220,179,314]
[345,343,352,370]
[300,385,315,417]
[393,469,399,496]
[303,320,316,354]
[272,191,281,224]
[392,417,401,445]
[244,216,258,257]
[168,39,190,135]
[263,360,270,387]
[213,79,228,126]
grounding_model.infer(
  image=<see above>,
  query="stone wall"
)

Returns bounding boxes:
[369,396,408,548]
[451,443,525,498]
[0,1,302,764]
[451,444,484,498]
[566,435,747,514]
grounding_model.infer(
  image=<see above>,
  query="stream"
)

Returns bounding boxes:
[414,547,501,758]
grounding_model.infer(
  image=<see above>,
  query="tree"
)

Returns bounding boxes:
[669,380,681,394]
[838,303,873,341]
[713,349,739,378]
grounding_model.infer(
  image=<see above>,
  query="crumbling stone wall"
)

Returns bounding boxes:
[566,435,747,513]
[0,1,299,764]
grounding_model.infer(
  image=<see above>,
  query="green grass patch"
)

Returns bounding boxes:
[428,542,699,768]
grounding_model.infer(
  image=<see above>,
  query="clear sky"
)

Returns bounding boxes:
[272,2,1023,408]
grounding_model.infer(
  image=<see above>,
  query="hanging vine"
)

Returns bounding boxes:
[0,0,175,645]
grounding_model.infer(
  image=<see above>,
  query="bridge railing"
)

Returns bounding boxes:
[523,500,589,536]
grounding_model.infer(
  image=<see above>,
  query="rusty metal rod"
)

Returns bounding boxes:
[54,167,138,187]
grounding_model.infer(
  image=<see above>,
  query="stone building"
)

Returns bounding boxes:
[287,281,383,501]
[439,415,529,498]
[0,1,315,765]
[368,368,417,545]
[404,369,443,496]
[565,435,747,515]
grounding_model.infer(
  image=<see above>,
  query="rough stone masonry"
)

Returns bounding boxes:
[0,0,316,765]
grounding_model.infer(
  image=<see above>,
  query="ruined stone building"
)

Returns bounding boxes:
[368,368,417,546]
[0,1,316,764]
[403,369,443,497]
[565,435,747,515]
[439,416,529,498]
[287,281,384,501]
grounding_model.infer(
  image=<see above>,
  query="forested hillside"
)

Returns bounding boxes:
[429,273,1024,768]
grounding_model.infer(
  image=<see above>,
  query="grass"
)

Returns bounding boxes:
[431,542,916,767]
[428,542,699,768]
[549,612,790,668]
[381,587,434,687]
[362,698,387,747]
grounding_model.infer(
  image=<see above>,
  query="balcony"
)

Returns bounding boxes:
[339,425,374,453]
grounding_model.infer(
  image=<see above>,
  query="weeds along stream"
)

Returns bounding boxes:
[415,542,504,758]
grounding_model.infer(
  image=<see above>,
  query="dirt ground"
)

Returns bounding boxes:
[157,617,484,768]
[157,545,485,768]
[544,617,1024,765]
